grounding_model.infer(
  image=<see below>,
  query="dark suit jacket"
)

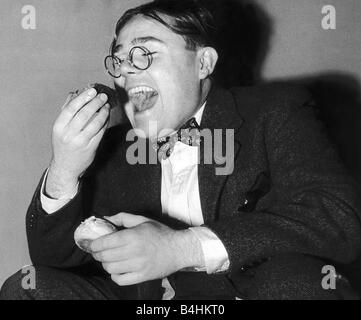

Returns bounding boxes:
[26,84,361,299]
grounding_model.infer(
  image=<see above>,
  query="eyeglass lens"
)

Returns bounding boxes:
[105,47,151,77]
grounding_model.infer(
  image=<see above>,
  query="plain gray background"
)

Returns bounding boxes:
[0,0,360,287]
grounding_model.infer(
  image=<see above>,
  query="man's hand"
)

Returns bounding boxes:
[46,88,110,198]
[90,213,205,286]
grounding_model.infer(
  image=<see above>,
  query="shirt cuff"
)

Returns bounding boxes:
[40,168,79,214]
[189,226,230,274]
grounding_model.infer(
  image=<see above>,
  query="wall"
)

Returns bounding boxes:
[0,0,360,287]
[0,0,145,287]
[257,0,361,80]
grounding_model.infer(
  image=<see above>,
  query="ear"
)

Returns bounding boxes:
[198,47,219,80]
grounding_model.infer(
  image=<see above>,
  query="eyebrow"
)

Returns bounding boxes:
[113,36,166,53]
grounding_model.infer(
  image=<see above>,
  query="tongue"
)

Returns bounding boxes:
[130,91,158,112]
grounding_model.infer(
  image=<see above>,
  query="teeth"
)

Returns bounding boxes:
[128,86,155,96]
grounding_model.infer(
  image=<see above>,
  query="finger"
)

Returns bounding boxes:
[63,84,96,110]
[90,229,130,253]
[57,88,98,127]
[106,212,152,228]
[79,104,110,142]
[92,246,133,263]
[84,117,109,151]
[102,259,139,275]
[66,93,108,135]
[111,273,143,286]
[61,92,77,110]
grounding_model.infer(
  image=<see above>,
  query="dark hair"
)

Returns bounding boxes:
[110,0,217,54]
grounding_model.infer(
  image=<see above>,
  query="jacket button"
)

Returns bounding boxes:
[238,199,249,212]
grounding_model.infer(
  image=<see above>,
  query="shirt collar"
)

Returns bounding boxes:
[194,102,206,126]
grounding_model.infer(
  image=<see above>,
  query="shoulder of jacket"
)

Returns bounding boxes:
[229,83,313,119]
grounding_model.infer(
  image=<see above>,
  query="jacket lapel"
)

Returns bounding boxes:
[198,85,244,223]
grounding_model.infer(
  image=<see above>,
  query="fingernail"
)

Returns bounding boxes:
[99,93,108,102]
[87,88,97,96]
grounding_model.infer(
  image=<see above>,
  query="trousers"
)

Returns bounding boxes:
[1,254,359,300]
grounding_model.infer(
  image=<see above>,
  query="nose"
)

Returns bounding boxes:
[119,59,139,77]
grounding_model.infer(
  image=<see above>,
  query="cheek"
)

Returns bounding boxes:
[152,52,197,89]
[144,68,176,112]
[156,66,197,102]
[146,55,199,122]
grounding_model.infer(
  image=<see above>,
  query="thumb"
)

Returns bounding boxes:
[104,212,152,228]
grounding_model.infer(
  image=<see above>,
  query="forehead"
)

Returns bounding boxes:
[115,14,187,49]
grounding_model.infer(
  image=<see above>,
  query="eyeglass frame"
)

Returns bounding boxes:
[104,46,155,78]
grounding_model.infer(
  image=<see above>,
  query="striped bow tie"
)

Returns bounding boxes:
[153,118,201,160]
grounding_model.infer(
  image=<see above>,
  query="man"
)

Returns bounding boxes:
[2,0,361,300]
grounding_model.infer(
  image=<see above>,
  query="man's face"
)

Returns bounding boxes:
[114,15,203,138]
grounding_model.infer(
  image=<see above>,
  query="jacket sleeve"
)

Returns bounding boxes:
[206,88,361,272]
[26,132,113,269]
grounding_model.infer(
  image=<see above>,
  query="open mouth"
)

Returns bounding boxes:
[127,86,159,113]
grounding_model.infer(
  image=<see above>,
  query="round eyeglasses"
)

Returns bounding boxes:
[104,46,154,78]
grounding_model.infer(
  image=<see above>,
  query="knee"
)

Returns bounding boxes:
[1,266,50,300]
[0,269,28,300]
[246,253,358,300]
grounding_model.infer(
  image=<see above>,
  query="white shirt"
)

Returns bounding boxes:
[40,103,229,299]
